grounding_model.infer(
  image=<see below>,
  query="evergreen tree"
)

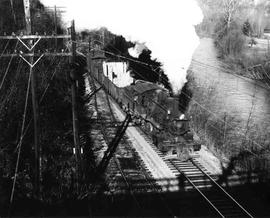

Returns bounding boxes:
[243,19,252,36]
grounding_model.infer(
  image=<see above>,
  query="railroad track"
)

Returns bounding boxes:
[87,73,177,216]
[99,78,162,194]
[170,158,253,218]
[135,125,253,217]
[87,74,154,192]
[87,73,253,217]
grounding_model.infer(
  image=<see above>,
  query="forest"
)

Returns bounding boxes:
[0,0,94,214]
[196,0,270,81]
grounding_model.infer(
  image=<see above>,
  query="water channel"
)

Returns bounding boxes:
[188,38,270,156]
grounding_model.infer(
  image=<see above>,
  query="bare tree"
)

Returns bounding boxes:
[222,0,239,28]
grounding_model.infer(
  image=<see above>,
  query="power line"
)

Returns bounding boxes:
[90,40,270,95]
[0,39,11,59]
[0,40,19,91]
[91,47,269,156]
[38,47,64,94]
[0,58,22,112]
[191,59,270,92]
[180,90,267,154]
[99,44,230,140]
[95,46,264,102]
[9,55,67,214]
[15,53,67,152]
[39,53,66,102]
[103,46,260,97]
[9,59,32,206]
[81,40,151,68]
[82,37,270,94]
[85,40,269,153]
[99,47,262,103]
[189,60,267,101]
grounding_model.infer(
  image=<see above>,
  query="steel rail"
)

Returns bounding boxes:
[90,72,177,217]
[88,73,142,210]
[170,161,225,218]
[190,159,254,218]
[113,157,142,209]
[138,159,176,217]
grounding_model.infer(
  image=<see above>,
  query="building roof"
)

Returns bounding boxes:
[127,80,167,96]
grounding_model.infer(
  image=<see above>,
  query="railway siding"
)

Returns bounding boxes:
[86,76,161,195]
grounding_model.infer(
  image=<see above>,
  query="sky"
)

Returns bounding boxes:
[40,0,203,93]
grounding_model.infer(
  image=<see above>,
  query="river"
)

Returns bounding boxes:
[188,38,270,155]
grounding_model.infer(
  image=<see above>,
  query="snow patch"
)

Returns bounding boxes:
[193,145,223,175]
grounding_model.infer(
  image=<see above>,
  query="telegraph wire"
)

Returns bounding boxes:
[10,49,68,214]
[15,50,68,152]
[9,59,32,207]
[128,67,239,144]
[82,40,269,157]
[191,59,270,92]
[39,49,68,103]
[179,90,267,156]
[190,60,267,101]
[77,38,270,94]
[0,39,11,59]
[129,53,265,156]
[38,46,66,98]
[0,39,19,91]
[0,59,23,154]
[0,58,22,112]
[90,46,269,157]
[88,44,176,216]
[87,41,270,94]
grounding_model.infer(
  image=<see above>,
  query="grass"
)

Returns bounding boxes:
[185,70,270,175]
[221,38,270,80]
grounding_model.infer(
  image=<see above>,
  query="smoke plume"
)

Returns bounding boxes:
[128,43,147,58]
[41,0,203,93]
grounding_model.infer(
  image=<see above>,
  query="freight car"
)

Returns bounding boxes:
[87,51,201,159]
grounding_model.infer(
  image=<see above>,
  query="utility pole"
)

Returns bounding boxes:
[89,37,99,115]
[1,2,72,209]
[69,20,81,188]
[54,5,57,49]
[23,0,31,34]
[267,36,270,57]
[223,112,227,148]
[23,0,40,199]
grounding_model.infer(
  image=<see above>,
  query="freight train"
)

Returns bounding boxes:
[86,50,200,159]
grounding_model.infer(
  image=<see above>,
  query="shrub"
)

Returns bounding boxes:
[214,18,246,57]
[243,20,252,36]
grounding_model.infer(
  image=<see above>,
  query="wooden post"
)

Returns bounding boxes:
[31,53,41,198]
[23,0,40,199]
[69,20,81,188]
[267,36,270,57]
[23,0,31,34]
[223,112,227,148]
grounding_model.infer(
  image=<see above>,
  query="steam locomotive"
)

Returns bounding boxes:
[87,51,200,159]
